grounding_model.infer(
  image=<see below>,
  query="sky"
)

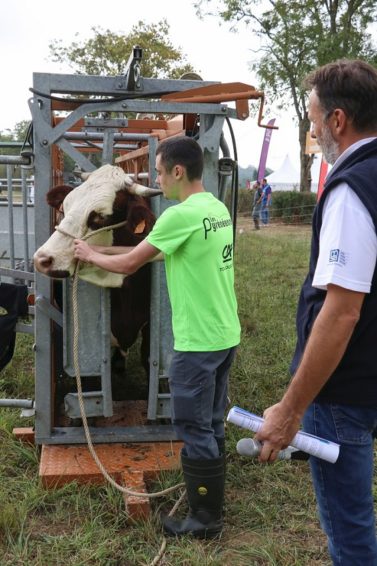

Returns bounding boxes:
[0,0,302,173]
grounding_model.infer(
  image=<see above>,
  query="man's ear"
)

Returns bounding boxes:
[174,164,184,180]
[332,109,347,136]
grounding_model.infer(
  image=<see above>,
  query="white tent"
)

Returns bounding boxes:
[266,154,300,191]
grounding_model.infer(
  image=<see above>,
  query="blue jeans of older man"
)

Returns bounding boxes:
[303,402,377,566]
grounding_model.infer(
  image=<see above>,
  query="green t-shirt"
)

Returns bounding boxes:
[147,192,240,351]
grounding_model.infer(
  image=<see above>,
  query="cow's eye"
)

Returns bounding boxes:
[87,211,109,230]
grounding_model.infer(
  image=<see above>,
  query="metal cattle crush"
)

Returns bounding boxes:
[2,48,271,449]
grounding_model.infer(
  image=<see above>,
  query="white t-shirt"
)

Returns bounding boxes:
[313,139,377,293]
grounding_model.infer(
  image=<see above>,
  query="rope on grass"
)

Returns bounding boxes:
[147,488,186,566]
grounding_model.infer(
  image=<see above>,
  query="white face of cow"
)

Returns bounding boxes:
[33,164,161,285]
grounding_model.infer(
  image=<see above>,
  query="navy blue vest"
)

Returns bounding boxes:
[290,138,377,405]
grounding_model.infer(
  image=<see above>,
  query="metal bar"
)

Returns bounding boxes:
[6,165,15,272]
[100,288,112,417]
[21,169,30,268]
[33,71,55,444]
[147,136,160,421]
[15,322,34,334]
[37,425,178,445]
[0,155,32,165]
[35,295,63,327]
[101,129,114,165]
[0,399,34,408]
[56,138,97,172]
[32,72,216,97]
[29,97,233,148]
[0,142,24,148]
[0,267,34,281]
[63,132,153,142]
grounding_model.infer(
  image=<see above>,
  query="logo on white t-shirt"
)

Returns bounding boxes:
[329,248,348,266]
[329,249,340,262]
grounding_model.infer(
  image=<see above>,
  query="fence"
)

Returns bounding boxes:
[0,156,35,335]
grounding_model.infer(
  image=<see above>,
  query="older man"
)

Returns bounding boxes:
[256,60,377,565]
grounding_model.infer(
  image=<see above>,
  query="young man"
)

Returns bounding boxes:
[74,136,240,539]
[255,60,377,565]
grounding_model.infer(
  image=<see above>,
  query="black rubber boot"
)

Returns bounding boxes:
[162,453,225,539]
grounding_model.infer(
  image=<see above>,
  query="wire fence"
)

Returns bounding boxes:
[234,188,317,226]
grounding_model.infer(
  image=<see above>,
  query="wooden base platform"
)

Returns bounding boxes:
[13,401,183,520]
[39,440,183,519]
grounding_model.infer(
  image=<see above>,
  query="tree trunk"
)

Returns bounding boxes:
[298,116,314,192]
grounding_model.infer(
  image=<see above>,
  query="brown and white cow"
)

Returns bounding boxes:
[34,164,162,372]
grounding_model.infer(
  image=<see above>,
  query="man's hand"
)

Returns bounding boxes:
[255,402,302,463]
[74,239,95,263]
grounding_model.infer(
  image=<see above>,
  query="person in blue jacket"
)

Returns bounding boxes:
[260,178,272,225]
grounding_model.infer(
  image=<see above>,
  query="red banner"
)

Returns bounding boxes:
[317,157,328,201]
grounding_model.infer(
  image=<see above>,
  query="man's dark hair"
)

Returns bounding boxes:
[156,136,204,181]
[304,59,377,132]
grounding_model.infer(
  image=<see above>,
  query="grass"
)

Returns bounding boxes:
[0,223,339,565]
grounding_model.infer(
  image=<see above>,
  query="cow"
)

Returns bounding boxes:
[33,164,162,377]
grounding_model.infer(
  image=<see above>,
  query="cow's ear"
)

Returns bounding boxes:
[46,185,74,209]
[126,203,156,234]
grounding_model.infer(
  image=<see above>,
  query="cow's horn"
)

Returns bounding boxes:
[73,168,91,181]
[126,182,163,197]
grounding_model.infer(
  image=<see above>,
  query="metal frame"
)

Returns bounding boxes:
[28,69,252,444]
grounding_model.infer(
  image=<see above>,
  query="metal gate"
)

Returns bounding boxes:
[0,150,35,333]
[4,48,269,444]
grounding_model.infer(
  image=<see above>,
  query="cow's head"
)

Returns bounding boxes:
[33,164,162,287]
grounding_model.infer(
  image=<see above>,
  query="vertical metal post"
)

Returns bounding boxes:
[147,136,175,421]
[6,165,15,272]
[20,168,30,269]
[32,74,55,443]
[102,129,115,164]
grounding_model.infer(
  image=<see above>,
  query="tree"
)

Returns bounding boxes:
[48,20,196,79]
[196,0,377,191]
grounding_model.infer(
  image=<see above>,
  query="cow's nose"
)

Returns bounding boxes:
[34,253,54,271]
[40,256,53,268]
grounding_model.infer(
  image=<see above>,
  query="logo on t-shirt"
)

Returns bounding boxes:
[220,243,233,271]
[222,244,233,262]
[203,216,232,240]
[329,249,340,262]
[329,248,348,266]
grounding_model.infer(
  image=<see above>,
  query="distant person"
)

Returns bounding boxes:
[261,178,272,225]
[251,181,263,230]
[255,59,377,565]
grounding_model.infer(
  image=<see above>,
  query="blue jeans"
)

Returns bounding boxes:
[261,204,269,224]
[303,402,377,565]
[168,348,237,459]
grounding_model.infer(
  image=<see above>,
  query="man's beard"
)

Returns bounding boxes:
[317,123,340,165]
